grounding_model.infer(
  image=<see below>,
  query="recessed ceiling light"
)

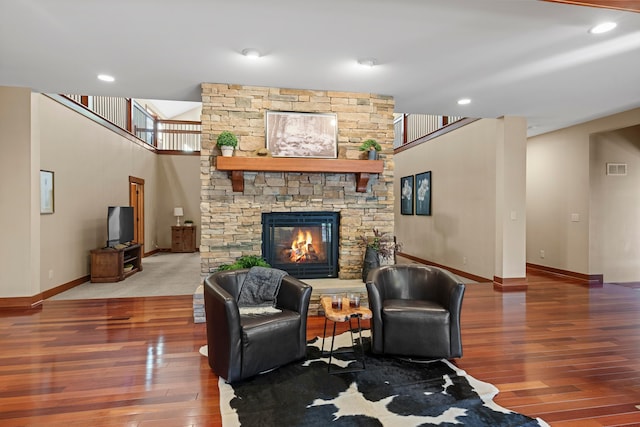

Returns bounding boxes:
[357,58,377,68]
[97,74,115,82]
[589,22,617,34]
[241,48,261,58]
[457,98,471,105]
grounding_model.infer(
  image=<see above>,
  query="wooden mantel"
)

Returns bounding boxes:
[216,156,384,193]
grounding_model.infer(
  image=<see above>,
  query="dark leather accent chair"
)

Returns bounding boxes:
[366,265,465,359]
[204,269,312,383]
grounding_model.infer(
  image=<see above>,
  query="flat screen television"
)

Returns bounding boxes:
[107,206,135,247]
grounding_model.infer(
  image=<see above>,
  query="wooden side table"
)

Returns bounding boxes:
[320,296,372,374]
[171,225,196,253]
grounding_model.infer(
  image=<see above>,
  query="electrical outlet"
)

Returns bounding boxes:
[540,250,545,259]
[463,256,467,265]
[48,269,54,279]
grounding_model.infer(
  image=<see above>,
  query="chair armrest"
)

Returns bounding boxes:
[212,269,247,299]
[276,275,312,359]
[434,269,465,311]
[433,269,465,358]
[204,273,243,381]
[276,275,312,315]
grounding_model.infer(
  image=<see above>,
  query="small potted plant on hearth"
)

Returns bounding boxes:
[359,139,382,160]
[216,131,238,157]
[216,255,271,271]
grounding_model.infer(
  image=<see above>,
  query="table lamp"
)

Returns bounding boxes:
[174,207,184,226]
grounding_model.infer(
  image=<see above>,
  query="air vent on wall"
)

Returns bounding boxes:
[606,163,627,176]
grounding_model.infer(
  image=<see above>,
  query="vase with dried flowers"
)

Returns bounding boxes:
[359,228,402,282]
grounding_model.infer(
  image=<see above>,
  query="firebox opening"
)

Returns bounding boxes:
[262,212,339,279]
[277,226,328,264]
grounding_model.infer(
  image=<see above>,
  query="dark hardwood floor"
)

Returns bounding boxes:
[1,270,640,426]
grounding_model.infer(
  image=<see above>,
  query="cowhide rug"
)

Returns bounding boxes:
[203,331,549,426]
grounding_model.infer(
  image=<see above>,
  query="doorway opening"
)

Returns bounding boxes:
[129,176,145,254]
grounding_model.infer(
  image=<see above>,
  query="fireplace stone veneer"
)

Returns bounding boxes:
[199,83,395,280]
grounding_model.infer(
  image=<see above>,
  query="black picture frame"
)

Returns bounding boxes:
[415,171,431,216]
[400,175,414,215]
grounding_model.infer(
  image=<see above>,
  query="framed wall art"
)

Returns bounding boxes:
[400,175,414,215]
[266,111,337,158]
[40,170,54,214]
[415,171,431,216]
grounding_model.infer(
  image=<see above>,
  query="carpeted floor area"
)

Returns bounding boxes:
[49,252,202,300]
[48,253,474,301]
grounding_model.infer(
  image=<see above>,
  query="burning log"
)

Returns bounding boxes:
[292,246,305,262]
[306,243,319,260]
[286,228,323,263]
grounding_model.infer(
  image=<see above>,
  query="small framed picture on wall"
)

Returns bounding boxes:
[415,171,431,216]
[40,170,54,214]
[400,175,414,215]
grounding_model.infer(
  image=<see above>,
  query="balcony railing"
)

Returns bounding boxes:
[65,95,460,153]
[135,119,202,152]
[63,94,201,152]
[394,114,465,148]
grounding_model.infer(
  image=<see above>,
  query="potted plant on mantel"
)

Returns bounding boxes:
[359,139,382,160]
[216,131,238,157]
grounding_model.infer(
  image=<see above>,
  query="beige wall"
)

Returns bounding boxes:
[156,155,201,248]
[0,87,39,297]
[5,83,637,299]
[527,107,640,277]
[36,94,159,292]
[0,88,201,299]
[590,125,640,282]
[495,117,527,279]
[394,119,498,280]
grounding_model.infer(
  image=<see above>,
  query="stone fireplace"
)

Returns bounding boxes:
[262,211,339,279]
[199,83,395,280]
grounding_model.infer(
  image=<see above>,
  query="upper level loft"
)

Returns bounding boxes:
[56,94,471,155]
[61,94,202,153]
[394,113,469,149]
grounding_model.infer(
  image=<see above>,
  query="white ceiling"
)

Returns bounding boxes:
[1,0,639,136]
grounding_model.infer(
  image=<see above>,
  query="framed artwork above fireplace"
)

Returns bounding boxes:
[266,111,338,159]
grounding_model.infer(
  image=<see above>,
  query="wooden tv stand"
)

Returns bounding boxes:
[90,244,143,283]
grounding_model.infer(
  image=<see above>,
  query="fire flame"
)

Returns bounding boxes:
[290,229,317,262]
[291,230,313,250]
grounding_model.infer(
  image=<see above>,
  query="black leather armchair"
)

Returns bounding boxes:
[366,265,465,359]
[204,269,312,383]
